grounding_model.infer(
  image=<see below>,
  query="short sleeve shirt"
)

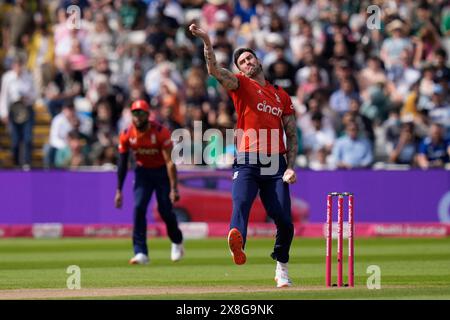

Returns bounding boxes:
[227,74,295,154]
[118,121,172,168]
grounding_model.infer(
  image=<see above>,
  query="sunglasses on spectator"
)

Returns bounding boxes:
[132,110,148,117]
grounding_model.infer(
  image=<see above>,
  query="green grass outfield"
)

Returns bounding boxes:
[0,237,449,299]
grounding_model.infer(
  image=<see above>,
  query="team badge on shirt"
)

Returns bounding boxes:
[274,92,281,103]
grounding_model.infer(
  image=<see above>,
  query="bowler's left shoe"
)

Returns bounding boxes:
[274,261,293,288]
[171,243,185,262]
[129,253,149,265]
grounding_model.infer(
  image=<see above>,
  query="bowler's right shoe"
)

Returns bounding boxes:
[129,253,149,265]
[227,228,246,265]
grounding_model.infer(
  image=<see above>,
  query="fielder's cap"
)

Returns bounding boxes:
[233,47,258,68]
[131,100,150,113]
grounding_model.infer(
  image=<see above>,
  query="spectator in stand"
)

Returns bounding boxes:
[54,21,90,61]
[258,0,290,27]
[201,0,233,29]
[55,129,90,168]
[67,38,91,72]
[288,0,319,23]
[412,23,442,69]
[386,49,421,104]
[0,56,37,169]
[86,12,116,59]
[157,81,184,127]
[302,111,335,168]
[329,77,360,118]
[84,57,112,101]
[26,12,55,98]
[234,0,256,25]
[86,73,123,127]
[433,48,450,84]
[428,85,450,136]
[45,58,83,118]
[417,63,437,111]
[266,46,297,96]
[331,121,374,169]
[343,97,375,143]
[144,60,183,99]
[382,107,403,152]
[360,80,391,125]
[45,100,79,168]
[296,65,328,106]
[328,58,354,93]
[417,122,450,169]
[290,18,324,64]
[117,0,148,31]
[388,121,420,166]
[380,19,413,71]
[358,56,388,102]
[1,0,34,61]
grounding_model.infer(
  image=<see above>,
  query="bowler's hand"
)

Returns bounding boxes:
[282,168,297,184]
[189,23,208,41]
[170,189,180,204]
[114,190,123,209]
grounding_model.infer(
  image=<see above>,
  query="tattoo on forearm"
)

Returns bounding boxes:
[203,42,238,90]
[204,45,217,73]
[217,68,238,89]
[283,115,298,169]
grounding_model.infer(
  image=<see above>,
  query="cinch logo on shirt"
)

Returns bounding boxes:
[136,148,159,155]
[256,101,282,117]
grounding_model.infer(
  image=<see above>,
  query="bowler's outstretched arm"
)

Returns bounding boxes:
[189,24,239,91]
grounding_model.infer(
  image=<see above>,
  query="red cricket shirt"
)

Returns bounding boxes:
[118,121,172,168]
[228,74,295,154]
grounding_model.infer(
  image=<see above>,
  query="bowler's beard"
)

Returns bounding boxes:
[245,64,263,78]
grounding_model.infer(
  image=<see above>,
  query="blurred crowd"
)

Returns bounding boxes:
[0,0,449,170]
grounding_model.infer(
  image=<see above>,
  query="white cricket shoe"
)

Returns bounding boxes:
[129,253,149,265]
[274,261,293,288]
[171,243,185,262]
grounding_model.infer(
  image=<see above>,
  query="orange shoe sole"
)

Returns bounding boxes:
[228,228,246,265]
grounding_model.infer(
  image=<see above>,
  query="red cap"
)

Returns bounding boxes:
[131,100,150,113]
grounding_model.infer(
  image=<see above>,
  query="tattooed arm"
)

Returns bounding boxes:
[282,114,298,184]
[189,23,239,91]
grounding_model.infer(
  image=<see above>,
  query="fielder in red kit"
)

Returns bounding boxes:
[114,100,184,265]
[190,24,298,287]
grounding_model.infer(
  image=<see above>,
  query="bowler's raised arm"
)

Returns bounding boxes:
[189,23,239,91]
